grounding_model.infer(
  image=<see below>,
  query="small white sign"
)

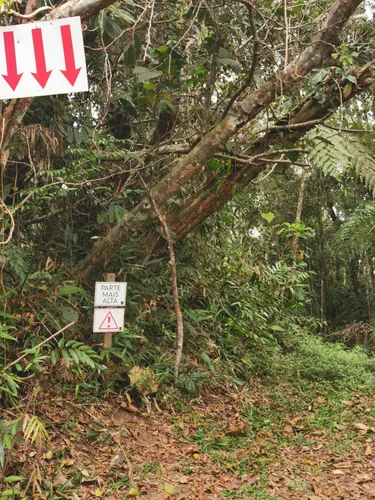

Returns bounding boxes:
[0,17,88,99]
[94,282,127,307]
[93,308,125,333]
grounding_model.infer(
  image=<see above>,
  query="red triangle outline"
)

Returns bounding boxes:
[98,310,119,330]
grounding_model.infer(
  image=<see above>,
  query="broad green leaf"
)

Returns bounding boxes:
[134,66,162,82]
[261,212,275,224]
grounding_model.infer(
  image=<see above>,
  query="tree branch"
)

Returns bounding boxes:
[140,176,185,380]
[76,0,364,281]
[222,0,259,117]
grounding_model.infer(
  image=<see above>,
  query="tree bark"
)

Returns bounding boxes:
[77,0,364,281]
[153,63,374,247]
[292,167,307,258]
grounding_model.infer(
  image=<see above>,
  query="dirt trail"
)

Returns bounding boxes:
[5,385,375,499]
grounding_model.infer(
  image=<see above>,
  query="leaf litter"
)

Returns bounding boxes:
[2,383,375,499]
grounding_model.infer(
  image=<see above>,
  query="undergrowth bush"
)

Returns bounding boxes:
[277,333,375,390]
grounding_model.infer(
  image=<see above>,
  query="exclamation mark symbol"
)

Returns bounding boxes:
[107,315,111,328]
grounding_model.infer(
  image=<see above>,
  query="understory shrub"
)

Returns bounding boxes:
[277,333,375,390]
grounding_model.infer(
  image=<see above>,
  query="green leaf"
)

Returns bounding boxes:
[58,306,79,323]
[310,67,330,92]
[286,150,300,162]
[4,476,25,482]
[0,311,14,319]
[109,4,136,24]
[134,66,162,82]
[1,489,21,496]
[62,349,70,368]
[57,285,83,296]
[270,325,285,332]
[0,441,4,468]
[261,211,275,224]
[104,16,123,38]
[51,350,58,365]
[0,330,16,341]
[346,74,357,84]
[127,488,140,497]
[124,35,142,65]
[217,47,241,72]
[164,483,176,494]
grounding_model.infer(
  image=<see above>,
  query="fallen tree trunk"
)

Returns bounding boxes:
[76,0,364,281]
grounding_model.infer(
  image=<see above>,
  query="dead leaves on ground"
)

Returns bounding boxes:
[4,389,375,499]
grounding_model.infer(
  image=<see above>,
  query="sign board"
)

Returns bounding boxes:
[0,17,88,99]
[93,308,125,333]
[94,282,127,307]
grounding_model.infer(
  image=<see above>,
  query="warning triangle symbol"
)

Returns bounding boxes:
[99,311,119,330]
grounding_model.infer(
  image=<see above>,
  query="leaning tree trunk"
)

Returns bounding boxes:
[76,0,364,282]
[136,63,375,256]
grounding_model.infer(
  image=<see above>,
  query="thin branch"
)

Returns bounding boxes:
[143,0,155,61]
[284,0,289,71]
[0,200,15,246]
[253,117,326,135]
[3,6,52,18]
[222,0,259,117]
[139,176,184,380]
[325,125,374,134]
[2,322,75,373]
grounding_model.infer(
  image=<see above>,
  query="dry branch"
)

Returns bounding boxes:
[140,177,185,380]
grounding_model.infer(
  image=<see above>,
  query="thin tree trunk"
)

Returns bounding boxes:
[140,178,185,380]
[292,167,307,258]
[364,254,373,322]
[318,199,326,323]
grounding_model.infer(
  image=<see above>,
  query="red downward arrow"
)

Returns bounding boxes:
[60,25,81,86]
[2,32,23,91]
[31,28,52,89]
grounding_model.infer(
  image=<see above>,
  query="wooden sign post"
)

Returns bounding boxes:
[93,273,127,387]
[103,273,116,349]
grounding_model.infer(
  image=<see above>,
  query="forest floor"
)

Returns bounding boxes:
[4,380,375,500]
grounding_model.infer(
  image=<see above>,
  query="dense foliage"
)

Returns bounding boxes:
[1,0,375,416]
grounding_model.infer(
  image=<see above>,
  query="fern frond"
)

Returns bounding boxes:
[332,204,375,257]
[307,126,375,193]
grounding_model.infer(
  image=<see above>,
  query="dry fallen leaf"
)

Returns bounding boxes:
[354,423,370,433]
[120,401,140,414]
[42,450,53,460]
[53,470,68,488]
[366,445,373,456]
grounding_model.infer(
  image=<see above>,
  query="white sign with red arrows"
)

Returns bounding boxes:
[0,17,88,99]
[93,308,125,333]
